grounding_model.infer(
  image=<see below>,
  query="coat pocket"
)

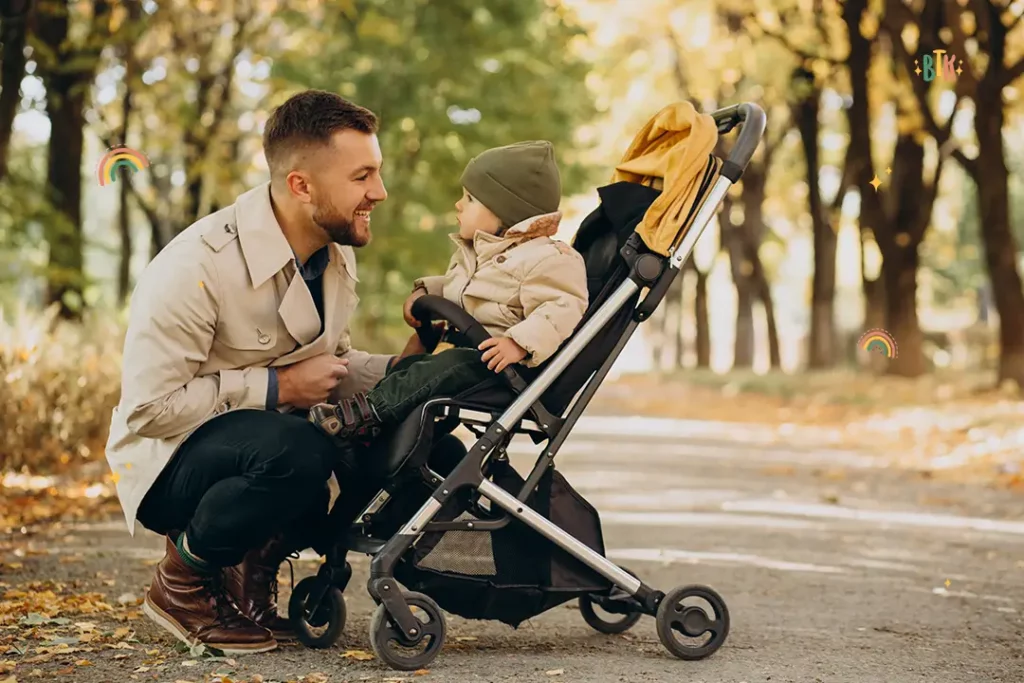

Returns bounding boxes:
[218,315,279,351]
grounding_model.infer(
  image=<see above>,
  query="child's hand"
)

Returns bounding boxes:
[403,289,427,328]
[478,337,527,373]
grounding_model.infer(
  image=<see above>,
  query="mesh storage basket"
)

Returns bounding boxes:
[393,461,612,627]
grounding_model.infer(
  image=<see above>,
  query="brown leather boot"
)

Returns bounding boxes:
[224,535,295,641]
[143,535,277,654]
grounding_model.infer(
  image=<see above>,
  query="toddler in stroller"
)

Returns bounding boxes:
[286,101,767,672]
[307,139,589,445]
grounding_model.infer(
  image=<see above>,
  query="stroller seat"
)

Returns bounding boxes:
[362,180,660,485]
[289,102,768,673]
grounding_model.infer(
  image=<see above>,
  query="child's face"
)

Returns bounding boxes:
[455,188,503,239]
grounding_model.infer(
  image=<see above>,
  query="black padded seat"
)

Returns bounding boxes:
[369,182,662,481]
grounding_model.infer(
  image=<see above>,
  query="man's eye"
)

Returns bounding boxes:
[356,174,369,181]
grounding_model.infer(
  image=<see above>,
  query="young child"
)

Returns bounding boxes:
[309,140,588,443]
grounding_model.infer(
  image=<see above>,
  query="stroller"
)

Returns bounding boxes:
[286,102,767,671]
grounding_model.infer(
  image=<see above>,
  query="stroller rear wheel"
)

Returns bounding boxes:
[288,576,347,649]
[579,566,642,634]
[369,591,446,671]
[655,585,729,660]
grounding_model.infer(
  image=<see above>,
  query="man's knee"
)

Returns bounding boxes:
[256,413,336,487]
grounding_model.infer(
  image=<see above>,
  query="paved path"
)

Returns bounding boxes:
[6,416,1024,682]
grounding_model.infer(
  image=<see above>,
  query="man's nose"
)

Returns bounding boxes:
[369,175,387,202]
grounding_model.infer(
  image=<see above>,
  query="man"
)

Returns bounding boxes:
[105,90,418,654]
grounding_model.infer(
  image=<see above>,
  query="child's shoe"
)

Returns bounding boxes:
[308,393,382,443]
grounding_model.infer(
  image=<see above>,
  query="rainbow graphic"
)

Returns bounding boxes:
[97,146,149,186]
[858,328,898,359]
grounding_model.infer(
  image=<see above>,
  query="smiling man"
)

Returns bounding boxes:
[104,90,414,653]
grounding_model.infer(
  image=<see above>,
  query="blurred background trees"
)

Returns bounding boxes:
[1,0,1022,401]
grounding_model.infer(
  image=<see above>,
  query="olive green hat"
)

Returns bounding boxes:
[460,140,562,228]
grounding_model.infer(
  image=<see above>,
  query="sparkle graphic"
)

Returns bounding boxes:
[870,167,892,192]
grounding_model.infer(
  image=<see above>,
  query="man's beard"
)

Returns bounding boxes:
[312,198,369,247]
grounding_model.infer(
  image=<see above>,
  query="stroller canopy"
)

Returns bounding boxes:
[610,101,721,257]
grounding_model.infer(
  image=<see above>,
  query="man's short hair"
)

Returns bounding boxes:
[262,90,379,178]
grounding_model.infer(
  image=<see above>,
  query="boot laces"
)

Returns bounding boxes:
[202,572,243,622]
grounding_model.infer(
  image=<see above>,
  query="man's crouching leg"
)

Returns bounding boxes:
[136,411,340,653]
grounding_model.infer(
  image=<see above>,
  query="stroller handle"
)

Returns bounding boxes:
[711,102,767,182]
[411,294,492,351]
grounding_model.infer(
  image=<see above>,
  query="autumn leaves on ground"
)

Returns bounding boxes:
[3,315,1022,682]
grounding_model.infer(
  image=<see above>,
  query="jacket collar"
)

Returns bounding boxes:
[451,211,563,262]
[233,182,357,288]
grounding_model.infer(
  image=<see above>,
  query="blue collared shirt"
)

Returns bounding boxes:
[265,246,331,409]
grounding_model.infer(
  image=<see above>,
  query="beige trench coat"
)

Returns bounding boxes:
[105,182,391,533]
[412,212,588,367]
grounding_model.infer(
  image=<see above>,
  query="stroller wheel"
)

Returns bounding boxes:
[655,585,729,661]
[369,591,446,671]
[288,576,347,649]
[579,566,643,634]
[579,594,642,634]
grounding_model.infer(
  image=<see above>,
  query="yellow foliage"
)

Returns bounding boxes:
[0,305,124,474]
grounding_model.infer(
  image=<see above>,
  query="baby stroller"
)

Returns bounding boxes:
[287,102,767,671]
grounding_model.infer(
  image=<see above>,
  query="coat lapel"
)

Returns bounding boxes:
[278,273,321,346]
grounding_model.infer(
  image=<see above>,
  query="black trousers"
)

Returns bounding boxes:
[136,410,354,567]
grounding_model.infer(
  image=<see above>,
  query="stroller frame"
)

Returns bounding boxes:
[289,103,767,671]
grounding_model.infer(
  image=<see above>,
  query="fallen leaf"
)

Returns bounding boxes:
[6,563,23,570]
[546,670,564,676]
[181,660,198,667]
[414,670,430,676]
[340,649,375,661]
[145,649,160,656]
[134,667,149,673]
[113,654,129,660]
[74,660,92,667]
[304,675,329,683]
[112,627,132,640]
[454,636,478,642]
[0,676,15,683]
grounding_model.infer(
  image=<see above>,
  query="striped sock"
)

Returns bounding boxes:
[175,533,213,574]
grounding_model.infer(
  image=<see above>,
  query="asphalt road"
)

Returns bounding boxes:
[6,416,1024,682]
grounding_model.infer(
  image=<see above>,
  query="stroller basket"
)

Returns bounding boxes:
[394,460,608,627]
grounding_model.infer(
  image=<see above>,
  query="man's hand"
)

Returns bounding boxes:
[403,289,427,328]
[478,337,527,373]
[276,354,349,408]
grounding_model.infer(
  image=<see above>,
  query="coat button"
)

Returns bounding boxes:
[496,255,506,264]
[257,328,271,344]
[224,224,236,234]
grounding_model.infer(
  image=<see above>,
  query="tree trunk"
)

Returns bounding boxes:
[0,0,32,181]
[880,134,928,375]
[117,2,140,304]
[974,88,1024,386]
[722,196,755,368]
[693,260,711,369]
[793,69,837,368]
[751,244,781,368]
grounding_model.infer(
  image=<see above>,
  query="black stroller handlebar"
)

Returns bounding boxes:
[711,102,767,182]
[411,294,492,351]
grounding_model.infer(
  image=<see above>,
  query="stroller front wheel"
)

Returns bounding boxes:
[369,591,446,671]
[655,585,730,660]
[288,576,347,649]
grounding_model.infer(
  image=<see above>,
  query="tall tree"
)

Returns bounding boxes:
[0,0,33,182]
[887,0,1024,386]
[33,0,116,318]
